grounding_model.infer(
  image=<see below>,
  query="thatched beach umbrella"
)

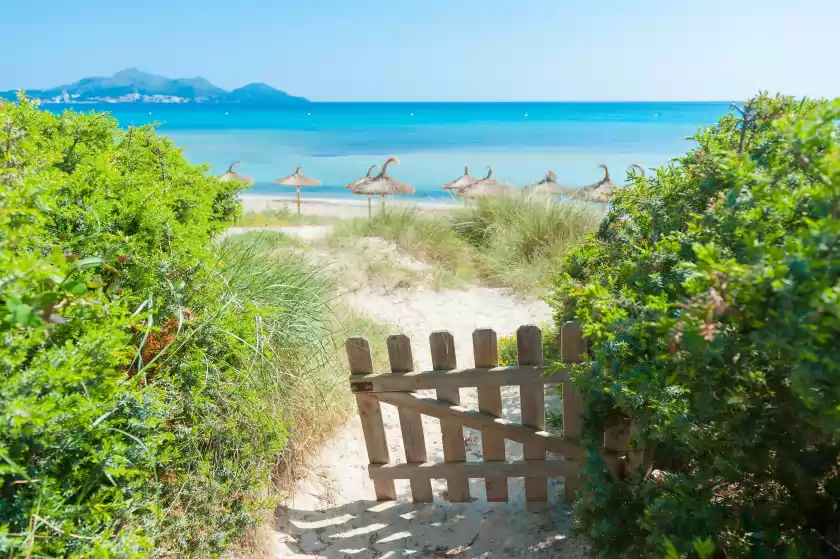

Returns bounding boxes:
[455,166,516,202]
[346,164,379,217]
[442,166,474,192]
[574,164,618,204]
[218,161,255,186]
[357,156,415,214]
[628,164,645,177]
[523,170,576,197]
[275,166,321,215]
[346,164,379,189]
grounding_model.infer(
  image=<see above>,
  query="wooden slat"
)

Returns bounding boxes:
[369,459,569,480]
[474,329,508,502]
[346,337,374,375]
[387,334,433,503]
[626,420,647,476]
[518,325,547,503]
[430,331,470,503]
[604,422,629,480]
[374,391,586,461]
[350,365,569,392]
[560,321,586,502]
[346,337,396,501]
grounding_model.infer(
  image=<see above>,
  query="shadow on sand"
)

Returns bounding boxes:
[274,495,585,558]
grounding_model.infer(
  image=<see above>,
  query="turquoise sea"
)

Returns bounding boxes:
[48,102,732,199]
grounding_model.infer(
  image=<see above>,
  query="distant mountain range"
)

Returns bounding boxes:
[0,68,309,104]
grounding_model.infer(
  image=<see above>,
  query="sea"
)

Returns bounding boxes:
[46,102,732,200]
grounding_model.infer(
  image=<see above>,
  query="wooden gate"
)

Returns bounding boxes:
[345,322,628,505]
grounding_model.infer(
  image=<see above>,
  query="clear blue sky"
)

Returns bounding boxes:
[3,0,837,101]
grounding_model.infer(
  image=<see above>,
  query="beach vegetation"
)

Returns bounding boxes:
[0,97,365,557]
[548,93,840,557]
[329,197,600,293]
[452,197,601,292]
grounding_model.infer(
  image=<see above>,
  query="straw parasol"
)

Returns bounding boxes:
[346,164,379,189]
[356,156,415,214]
[455,166,516,201]
[628,164,645,178]
[346,164,380,217]
[218,161,255,186]
[574,164,618,204]
[523,170,577,197]
[442,166,474,192]
[275,166,321,214]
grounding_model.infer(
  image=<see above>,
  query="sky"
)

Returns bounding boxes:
[2,0,837,102]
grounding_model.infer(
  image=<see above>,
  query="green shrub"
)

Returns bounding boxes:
[548,94,840,557]
[0,98,343,557]
[497,322,561,366]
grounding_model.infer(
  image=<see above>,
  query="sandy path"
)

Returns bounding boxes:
[270,285,586,558]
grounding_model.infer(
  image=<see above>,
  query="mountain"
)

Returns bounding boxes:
[0,68,308,104]
[226,82,306,104]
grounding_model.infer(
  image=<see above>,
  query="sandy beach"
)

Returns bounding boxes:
[271,285,583,558]
[241,195,461,219]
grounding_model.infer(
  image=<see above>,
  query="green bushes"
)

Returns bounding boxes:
[0,98,345,556]
[549,94,840,557]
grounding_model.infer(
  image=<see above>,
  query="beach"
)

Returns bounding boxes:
[241,194,459,219]
[223,218,586,557]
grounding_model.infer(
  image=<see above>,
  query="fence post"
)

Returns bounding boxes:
[473,328,508,502]
[387,334,434,503]
[517,325,548,503]
[560,321,586,502]
[346,337,396,501]
[604,422,629,479]
[430,331,471,503]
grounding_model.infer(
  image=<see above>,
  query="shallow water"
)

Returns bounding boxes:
[47,101,731,199]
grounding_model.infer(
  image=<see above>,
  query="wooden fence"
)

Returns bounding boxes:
[345,322,631,505]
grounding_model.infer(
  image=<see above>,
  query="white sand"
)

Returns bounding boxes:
[241,195,459,219]
[270,286,585,557]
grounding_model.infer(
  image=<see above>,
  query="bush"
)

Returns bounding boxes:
[497,322,561,366]
[0,98,344,556]
[548,94,840,557]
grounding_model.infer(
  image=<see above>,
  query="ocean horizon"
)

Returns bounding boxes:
[45,101,733,200]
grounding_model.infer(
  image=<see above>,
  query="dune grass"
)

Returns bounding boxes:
[213,233,389,487]
[329,210,475,289]
[214,232,392,558]
[451,197,602,291]
[329,197,602,293]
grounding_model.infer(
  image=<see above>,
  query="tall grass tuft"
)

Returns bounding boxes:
[328,198,601,293]
[330,208,474,284]
[450,197,602,291]
[209,234,348,482]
